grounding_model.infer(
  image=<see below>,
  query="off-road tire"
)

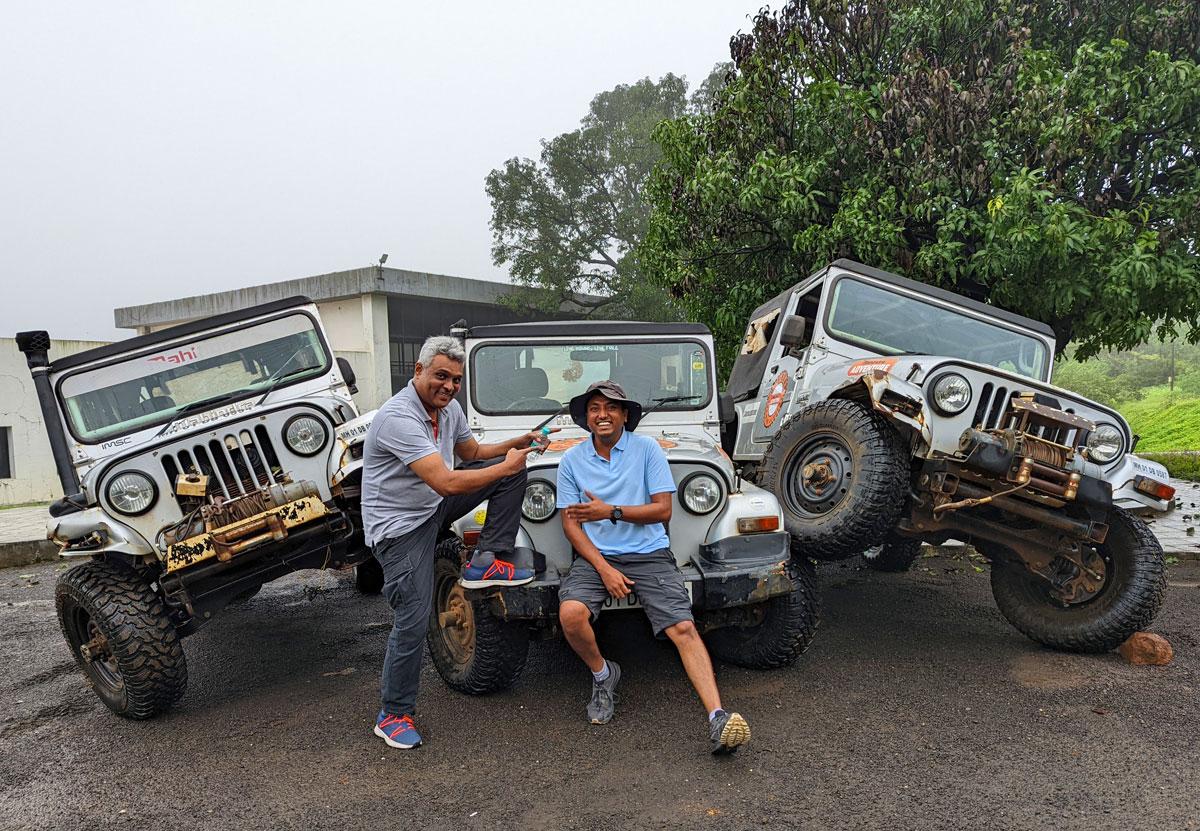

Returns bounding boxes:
[862,536,925,573]
[354,556,384,595]
[758,399,909,560]
[989,508,1166,653]
[427,538,529,694]
[704,560,820,669]
[56,559,187,719]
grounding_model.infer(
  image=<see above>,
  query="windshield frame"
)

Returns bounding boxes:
[54,310,334,445]
[821,275,1052,380]
[467,337,715,417]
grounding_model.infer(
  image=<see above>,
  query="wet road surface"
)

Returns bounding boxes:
[2,550,1198,831]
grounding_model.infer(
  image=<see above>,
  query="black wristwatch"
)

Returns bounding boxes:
[609,506,623,524]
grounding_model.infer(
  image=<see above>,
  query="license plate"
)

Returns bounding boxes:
[600,582,694,611]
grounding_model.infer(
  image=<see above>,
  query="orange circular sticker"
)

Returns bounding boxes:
[762,371,790,428]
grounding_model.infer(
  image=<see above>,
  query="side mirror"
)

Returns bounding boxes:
[778,314,807,348]
[718,391,736,427]
[336,356,358,395]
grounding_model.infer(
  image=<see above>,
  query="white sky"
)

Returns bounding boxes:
[1,1,762,342]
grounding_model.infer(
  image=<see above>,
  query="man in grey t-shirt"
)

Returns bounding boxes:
[362,335,552,750]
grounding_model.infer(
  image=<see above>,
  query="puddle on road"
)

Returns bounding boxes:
[1009,653,1087,690]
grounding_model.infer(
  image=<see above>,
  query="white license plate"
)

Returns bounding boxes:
[600,582,694,611]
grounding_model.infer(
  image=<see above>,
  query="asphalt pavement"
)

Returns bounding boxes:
[2,550,1198,831]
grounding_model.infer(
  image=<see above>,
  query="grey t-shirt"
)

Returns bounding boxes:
[361,382,472,547]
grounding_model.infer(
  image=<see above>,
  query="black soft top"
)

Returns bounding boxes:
[49,296,315,372]
[468,320,711,338]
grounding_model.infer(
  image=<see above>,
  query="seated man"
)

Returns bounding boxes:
[555,380,751,754]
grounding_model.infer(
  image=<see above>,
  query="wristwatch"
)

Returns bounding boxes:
[609,506,623,524]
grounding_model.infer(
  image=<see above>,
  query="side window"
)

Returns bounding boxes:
[791,285,821,351]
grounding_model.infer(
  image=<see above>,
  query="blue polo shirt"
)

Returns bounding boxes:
[556,429,677,557]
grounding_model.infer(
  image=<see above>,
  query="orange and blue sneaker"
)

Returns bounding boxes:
[459,551,534,589]
[375,711,422,749]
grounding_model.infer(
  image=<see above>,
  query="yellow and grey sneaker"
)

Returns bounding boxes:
[709,710,750,754]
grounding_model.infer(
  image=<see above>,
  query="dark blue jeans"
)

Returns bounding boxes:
[374,460,525,717]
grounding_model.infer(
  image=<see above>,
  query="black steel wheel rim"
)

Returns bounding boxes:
[67,605,123,691]
[782,430,854,518]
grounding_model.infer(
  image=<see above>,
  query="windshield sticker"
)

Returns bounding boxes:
[149,346,199,366]
[157,400,256,437]
[847,358,898,378]
[762,371,790,428]
[546,437,588,452]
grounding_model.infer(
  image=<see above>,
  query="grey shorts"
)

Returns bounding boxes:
[558,548,694,637]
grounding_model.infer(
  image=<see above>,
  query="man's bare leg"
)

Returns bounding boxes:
[559,599,605,673]
[664,620,721,713]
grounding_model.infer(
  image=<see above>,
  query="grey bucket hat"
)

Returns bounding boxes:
[568,380,644,432]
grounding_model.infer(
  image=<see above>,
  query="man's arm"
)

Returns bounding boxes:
[563,491,672,525]
[456,429,556,462]
[408,448,533,497]
[561,511,637,600]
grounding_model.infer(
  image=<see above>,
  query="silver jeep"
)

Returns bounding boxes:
[411,320,819,694]
[727,259,1173,653]
[17,296,373,718]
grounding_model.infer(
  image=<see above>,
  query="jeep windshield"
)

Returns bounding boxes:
[471,340,712,414]
[825,278,1050,380]
[58,312,330,443]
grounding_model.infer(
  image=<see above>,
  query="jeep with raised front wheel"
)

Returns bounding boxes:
[17,296,374,718]
[414,320,819,692]
[726,260,1172,653]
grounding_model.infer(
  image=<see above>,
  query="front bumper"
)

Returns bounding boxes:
[471,533,794,621]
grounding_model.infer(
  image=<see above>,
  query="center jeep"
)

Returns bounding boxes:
[420,320,820,694]
[726,259,1173,653]
[16,297,375,719]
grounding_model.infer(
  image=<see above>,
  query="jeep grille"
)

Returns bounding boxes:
[971,382,1078,445]
[160,425,284,498]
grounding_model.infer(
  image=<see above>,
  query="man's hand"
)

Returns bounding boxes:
[521,426,560,452]
[501,446,536,474]
[564,490,612,523]
[599,563,635,600]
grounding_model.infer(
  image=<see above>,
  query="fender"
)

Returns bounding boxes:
[828,371,933,449]
[331,409,376,486]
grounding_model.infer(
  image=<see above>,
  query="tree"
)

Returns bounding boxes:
[642,0,1200,372]
[486,69,729,320]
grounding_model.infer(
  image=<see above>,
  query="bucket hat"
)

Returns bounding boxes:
[568,380,643,432]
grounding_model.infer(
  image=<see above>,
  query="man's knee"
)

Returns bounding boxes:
[665,619,700,643]
[559,600,592,631]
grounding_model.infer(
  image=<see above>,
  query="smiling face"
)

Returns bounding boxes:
[585,393,628,443]
[412,354,464,413]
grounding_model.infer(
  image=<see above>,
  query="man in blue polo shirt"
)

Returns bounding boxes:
[556,380,751,754]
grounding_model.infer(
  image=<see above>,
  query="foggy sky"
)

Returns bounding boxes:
[0,1,762,343]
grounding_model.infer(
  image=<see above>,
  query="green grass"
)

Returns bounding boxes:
[1115,386,1200,453]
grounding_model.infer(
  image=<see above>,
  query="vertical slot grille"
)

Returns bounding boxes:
[161,429,279,497]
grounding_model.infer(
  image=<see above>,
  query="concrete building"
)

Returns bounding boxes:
[0,337,111,505]
[0,265,576,506]
[114,265,567,411]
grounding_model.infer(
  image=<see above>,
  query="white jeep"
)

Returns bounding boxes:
[416,320,819,694]
[17,296,374,718]
[726,259,1173,653]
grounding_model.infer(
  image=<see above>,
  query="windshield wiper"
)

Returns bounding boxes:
[171,391,245,419]
[643,394,702,417]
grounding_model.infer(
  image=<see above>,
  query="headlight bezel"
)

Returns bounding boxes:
[928,372,973,416]
[521,479,557,522]
[1086,423,1124,464]
[282,414,329,457]
[105,471,158,517]
[680,471,723,515]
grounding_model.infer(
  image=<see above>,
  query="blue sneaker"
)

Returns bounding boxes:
[459,553,534,588]
[375,711,422,749]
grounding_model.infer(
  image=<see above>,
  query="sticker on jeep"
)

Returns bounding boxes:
[847,358,898,378]
[763,371,790,428]
[157,400,257,437]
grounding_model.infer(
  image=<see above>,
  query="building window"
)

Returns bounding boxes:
[389,338,423,392]
[0,427,11,479]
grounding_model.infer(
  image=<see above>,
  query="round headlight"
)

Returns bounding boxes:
[1086,423,1124,464]
[930,373,972,415]
[681,473,722,515]
[522,480,556,522]
[283,415,328,456]
[106,472,157,516]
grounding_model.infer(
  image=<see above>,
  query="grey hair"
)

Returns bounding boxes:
[417,335,465,367]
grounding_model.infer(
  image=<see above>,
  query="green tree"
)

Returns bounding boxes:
[486,68,729,319]
[643,0,1200,372]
